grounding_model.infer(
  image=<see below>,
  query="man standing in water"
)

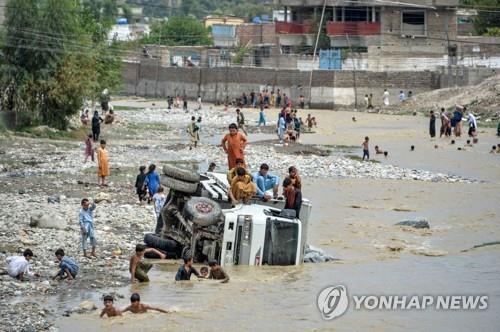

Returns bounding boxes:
[221,123,247,169]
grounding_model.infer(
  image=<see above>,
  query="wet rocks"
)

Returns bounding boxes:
[29,213,67,230]
[395,218,430,229]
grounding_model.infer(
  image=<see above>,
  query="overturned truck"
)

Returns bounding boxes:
[144,165,312,266]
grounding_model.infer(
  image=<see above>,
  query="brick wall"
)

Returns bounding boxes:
[237,23,278,46]
[121,60,445,106]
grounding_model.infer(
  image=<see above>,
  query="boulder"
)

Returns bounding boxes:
[30,213,67,230]
[395,218,430,229]
[94,192,111,204]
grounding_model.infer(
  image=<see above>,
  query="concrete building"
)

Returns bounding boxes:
[204,16,246,48]
[273,0,460,71]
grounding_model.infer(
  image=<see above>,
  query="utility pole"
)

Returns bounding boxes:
[346,33,358,110]
[307,0,327,108]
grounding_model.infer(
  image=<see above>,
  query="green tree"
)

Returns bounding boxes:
[0,0,122,129]
[472,0,500,35]
[146,16,211,46]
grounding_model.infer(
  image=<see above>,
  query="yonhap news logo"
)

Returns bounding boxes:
[317,285,349,320]
[317,285,488,320]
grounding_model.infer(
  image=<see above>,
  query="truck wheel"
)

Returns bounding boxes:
[181,246,192,260]
[161,175,199,194]
[162,164,200,183]
[184,197,222,227]
[144,233,180,253]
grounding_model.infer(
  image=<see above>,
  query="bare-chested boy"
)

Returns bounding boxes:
[122,293,168,314]
[100,295,122,318]
[130,244,166,283]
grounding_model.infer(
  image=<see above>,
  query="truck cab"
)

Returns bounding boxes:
[198,172,312,266]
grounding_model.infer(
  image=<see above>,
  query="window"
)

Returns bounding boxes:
[402,11,426,36]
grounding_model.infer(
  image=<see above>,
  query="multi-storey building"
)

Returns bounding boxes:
[274,0,459,70]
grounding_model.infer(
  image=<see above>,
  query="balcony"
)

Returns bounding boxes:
[326,22,380,36]
[275,21,313,34]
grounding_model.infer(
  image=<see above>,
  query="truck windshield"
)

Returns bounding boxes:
[263,219,298,265]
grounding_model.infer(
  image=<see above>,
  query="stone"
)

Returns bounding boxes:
[47,196,60,204]
[94,192,111,204]
[395,218,430,229]
[77,300,97,312]
[30,213,67,230]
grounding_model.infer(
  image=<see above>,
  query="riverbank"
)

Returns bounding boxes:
[0,101,499,331]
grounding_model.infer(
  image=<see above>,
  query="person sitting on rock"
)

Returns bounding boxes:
[122,293,168,314]
[80,109,89,125]
[6,249,40,281]
[229,167,256,206]
[253,163,279,201]
[100,295,122,318]
[53,248,79,283]
[104,110,115,124]
[226,158,249,184]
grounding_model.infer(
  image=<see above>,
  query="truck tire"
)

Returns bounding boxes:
[144,233,180,253]
[160,175,199,194]
[184,197,222,227]
[162,164,200,183]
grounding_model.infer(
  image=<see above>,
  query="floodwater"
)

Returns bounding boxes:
[56,104,500,331]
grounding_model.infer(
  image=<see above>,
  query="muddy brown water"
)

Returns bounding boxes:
[7,105,500,330]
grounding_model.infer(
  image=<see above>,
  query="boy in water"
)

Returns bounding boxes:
[122,293,168,314]
[362,137,370,161]
[129,244,166,283]
[100,295,122,318]
[200,266,209,278]
[207,260,230,283]
[175,256,202,281]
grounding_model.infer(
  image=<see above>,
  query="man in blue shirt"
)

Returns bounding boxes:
[79,198,97,258]
[253,163,279,201]
[53,248,79,283]
[175,256,201,281]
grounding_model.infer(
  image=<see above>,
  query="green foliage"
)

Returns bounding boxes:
[145,16,211,46]
[130,0,272,20]
[233,45,251,65]
[472,0,500,35]
[484,27,500,36]
[0,0,122,130]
